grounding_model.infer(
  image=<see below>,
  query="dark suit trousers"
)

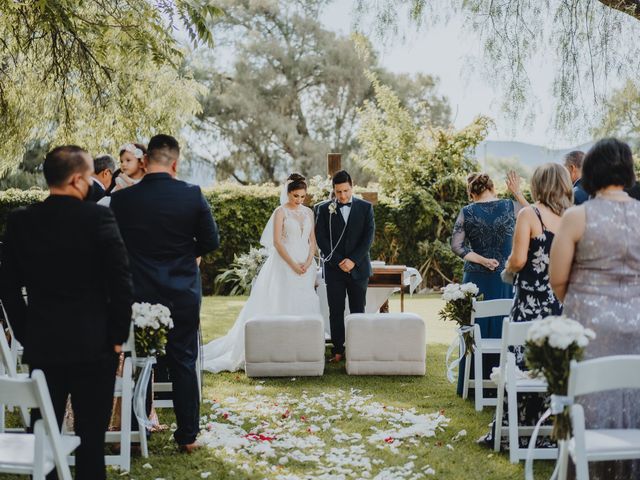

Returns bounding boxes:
[165,303,200,445]
[326,271,368,355]
[30,355,118,480]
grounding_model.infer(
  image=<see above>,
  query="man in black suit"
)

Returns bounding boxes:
[110,134,219,452]
[89,154,116,202]
[0,145,133,480]
[315,170,375,362]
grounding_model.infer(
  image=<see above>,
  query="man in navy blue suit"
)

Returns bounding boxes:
[111,134,219,452]
[315,170,375,362]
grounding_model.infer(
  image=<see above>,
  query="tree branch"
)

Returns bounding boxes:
[598,0,640,20]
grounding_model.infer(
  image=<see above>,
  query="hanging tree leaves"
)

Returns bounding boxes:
[0,0,221,173]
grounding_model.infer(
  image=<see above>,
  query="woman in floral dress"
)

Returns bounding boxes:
[480,163,573,448]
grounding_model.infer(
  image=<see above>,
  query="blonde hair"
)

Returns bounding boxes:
[530,163,573,216]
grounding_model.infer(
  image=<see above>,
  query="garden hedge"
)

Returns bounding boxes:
[0,185,463,294]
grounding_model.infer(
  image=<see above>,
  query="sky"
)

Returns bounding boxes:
[320,1,591,148]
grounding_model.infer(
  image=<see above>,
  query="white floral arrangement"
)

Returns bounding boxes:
[132,302,174,357]
[525,315,595,439]
[439,283,482,358]
[214,246,269,295]
[441,282,479,301]
[308,174,333,202]
[441,283,483,383]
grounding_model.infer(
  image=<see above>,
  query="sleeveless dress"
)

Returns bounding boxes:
[485,206,562,448]
[563,198,640,479]
[451,199,520,395]
[202,205,321,373]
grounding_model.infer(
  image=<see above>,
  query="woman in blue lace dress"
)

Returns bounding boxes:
[451,172,527,396]
[481,163,573,448]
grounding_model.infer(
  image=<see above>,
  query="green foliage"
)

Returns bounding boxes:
[213,246,269,295]
[0,189,48,236]
[356,65,491,285]
[134,325,171,357]
[200,184,281,294]
[0,0,216,173]
[353,0,640,132]
[597,79,640,156]
[192,0,451,184]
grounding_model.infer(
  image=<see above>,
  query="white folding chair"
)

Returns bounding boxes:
[461,298,513,411]
[0,371,80,480]
[0,318,30,431]
[493,318,556,462]
[558,355,640,479]
[153,333,203,409]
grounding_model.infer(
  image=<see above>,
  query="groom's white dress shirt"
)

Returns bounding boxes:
[340,198,352,223]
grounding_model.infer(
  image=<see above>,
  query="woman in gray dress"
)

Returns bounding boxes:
[550,137,640,479]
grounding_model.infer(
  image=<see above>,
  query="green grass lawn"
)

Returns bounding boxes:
[1,295,556,480]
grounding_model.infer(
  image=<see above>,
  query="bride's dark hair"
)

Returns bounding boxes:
[287,173,307,192]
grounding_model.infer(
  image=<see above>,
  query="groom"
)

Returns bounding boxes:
[315,170,375,362]
[111,134,219,452]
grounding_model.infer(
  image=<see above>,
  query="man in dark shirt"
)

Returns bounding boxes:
[111,134,219,452]
[0,145,133,480]
[564,150,589,205]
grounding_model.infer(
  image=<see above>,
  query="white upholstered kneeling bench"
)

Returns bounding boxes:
[245,315,325,378]
[345,313,426,375]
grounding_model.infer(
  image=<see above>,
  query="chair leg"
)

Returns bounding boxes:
[493,381,505,452]
[557,440,569,480]
[462,352,471,400]
[120,360,133,472]
[474,347,483,411]
[507,384,519,463]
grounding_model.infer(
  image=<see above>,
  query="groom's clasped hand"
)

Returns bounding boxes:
[339,258,355,273]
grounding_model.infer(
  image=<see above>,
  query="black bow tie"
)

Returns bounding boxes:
[337,202,352,209]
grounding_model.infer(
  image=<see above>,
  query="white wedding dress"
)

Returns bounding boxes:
[202,203,321,373]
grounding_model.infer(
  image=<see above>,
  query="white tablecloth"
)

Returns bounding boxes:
[316,267,422,339]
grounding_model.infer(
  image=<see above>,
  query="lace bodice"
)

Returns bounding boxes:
[279,205,313,245]
[451,199,521,273]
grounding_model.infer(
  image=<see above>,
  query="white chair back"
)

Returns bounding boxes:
[568,355,640,397]
[471,298,513,323]
[0,371,74,480]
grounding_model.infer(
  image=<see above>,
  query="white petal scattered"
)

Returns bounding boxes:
[142,463,152,469]
[196,389,448,479]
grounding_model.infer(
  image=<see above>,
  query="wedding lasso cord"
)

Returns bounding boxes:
[323,202,347,268]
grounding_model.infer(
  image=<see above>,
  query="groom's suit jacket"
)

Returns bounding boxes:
[315,197,375,282]
[110,173,219,325]
[0,195,134,365]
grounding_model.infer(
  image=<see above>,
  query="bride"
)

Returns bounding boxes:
[202,173,321,372]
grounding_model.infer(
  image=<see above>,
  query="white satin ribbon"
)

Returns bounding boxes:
[445,325,474,383]
[133,356,156,430]
[524,394,573,480]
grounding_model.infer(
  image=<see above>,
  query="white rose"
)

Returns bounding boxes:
[460,283,479,295]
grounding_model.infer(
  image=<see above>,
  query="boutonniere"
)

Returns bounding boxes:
[328,201,337,215]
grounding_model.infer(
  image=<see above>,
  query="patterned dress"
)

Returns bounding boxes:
[451,199,520,396]
[563,198,640,479]
[486,206,562,448]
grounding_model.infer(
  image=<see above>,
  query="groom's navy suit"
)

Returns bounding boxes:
[315,197,374,355]
[111,173,219,445]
